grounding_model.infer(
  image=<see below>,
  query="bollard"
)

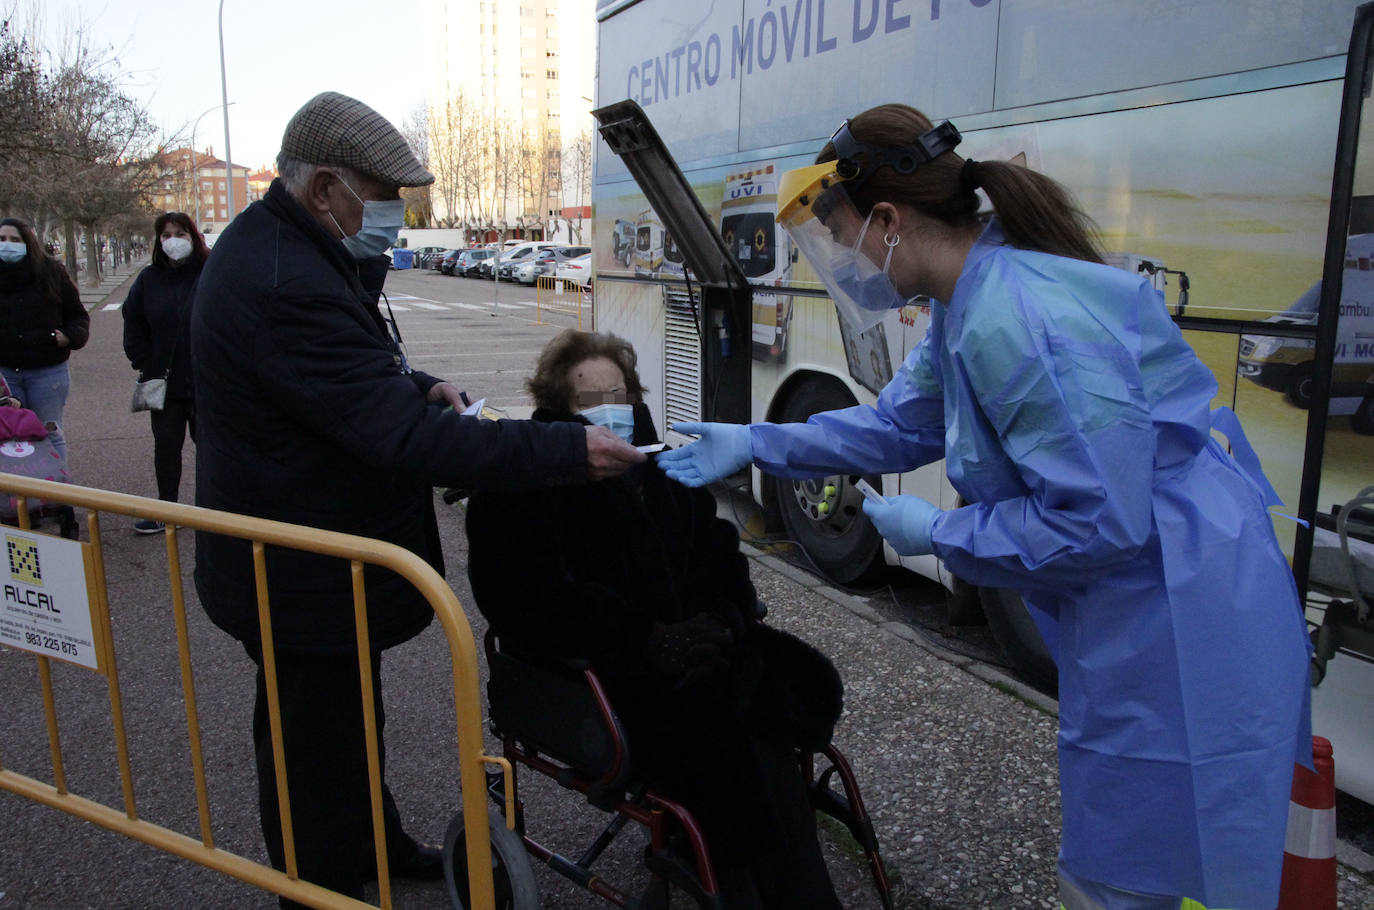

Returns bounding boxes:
[1277,735,1337,910]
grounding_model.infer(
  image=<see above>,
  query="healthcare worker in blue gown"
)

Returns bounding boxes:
[658,103,1313,910]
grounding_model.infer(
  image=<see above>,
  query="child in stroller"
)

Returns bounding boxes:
[0,377,79,539]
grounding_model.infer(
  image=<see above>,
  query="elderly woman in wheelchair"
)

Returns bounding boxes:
[459,330,891,910]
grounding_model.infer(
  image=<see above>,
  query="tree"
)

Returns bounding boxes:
[562,128,593,243]
[0,12,167,282]
[520,121,561,233]
[0,18,48,210]
[429,92,480,228]
[399,103,432,227]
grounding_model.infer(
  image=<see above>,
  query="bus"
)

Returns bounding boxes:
[589,0,1374,803]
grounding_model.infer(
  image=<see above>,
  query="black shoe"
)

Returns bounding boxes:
[374,842,444,882]
[133,518,165,535]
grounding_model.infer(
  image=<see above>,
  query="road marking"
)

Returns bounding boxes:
[408,301,448,310]
[387,304,411,311]
[453,303,487,311]
[102,303,122,311]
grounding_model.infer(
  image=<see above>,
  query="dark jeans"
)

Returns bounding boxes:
[149,396,194,502]
[241,641,418,908]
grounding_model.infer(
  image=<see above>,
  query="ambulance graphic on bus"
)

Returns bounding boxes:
[720,164,795,362]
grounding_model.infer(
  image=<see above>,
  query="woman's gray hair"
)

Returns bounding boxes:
[276,152,362,197]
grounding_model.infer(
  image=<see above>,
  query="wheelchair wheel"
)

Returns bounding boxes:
[442,807,539,910]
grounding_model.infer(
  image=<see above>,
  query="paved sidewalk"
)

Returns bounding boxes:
[72,256,145,310]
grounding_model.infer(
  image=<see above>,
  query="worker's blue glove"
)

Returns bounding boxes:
[657,421,753,487]
[862,494,942,556]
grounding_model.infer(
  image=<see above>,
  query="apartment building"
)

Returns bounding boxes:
[153,147,250,235]
[423,0,595,239]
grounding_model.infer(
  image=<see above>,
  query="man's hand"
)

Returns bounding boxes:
[585,425,645,480]
[53,329,69,349]
[428,381,468,409]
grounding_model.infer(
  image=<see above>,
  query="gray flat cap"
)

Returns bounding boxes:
[280,91,434,187]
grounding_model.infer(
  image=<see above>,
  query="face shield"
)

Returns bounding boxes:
[776,119,962,332]
[776,162,909,332]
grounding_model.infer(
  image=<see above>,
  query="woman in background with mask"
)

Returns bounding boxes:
[658,103,1312,910]
[122,211,209,533]
[466,329,847,909]
[0,217,89,464]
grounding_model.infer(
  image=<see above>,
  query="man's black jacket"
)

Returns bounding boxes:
[191,179,586,653]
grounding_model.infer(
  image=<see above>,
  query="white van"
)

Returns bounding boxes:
[1238,234,1374,411]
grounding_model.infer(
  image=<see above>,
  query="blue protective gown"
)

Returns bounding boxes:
[750,220,1312,907]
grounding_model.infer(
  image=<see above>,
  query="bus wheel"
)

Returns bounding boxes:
[1284,362,1315,409]
[776,379,884,586]
[978,587,1058,697]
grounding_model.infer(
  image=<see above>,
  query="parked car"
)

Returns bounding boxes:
[554,252,592,289]
[497,242,563,281]
[516,246,591,285]
[433,248,462,271]
[455,248,494,277]
[438,249,464,275]
[410,246,448,270]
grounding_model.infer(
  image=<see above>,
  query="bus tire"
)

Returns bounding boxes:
[776,378,884,586]
[978,586,1058,697]
[1284,362,1315,409]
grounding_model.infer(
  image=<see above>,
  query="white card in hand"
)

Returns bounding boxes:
[460,397,486,417]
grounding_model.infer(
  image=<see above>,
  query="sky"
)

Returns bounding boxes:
[28,0,430,170]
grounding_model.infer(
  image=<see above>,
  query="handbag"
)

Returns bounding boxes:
[131,375,168,412]
[130,299,185,413]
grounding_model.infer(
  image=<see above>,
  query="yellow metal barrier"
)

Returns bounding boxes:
[535,274,592,329]
[0,475,498,910]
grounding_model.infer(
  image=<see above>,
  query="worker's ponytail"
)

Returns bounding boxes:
[821,104,1104,265]
[969,159,1104,264]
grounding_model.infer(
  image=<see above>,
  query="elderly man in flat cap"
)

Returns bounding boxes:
[189,92,644,905]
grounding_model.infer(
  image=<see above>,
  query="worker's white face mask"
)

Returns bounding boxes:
[161,236,193,261]
[329,174,406,260]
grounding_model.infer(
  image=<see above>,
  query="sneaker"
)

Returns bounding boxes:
[133,519,165,535]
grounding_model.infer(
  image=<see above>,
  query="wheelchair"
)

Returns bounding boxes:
[441,629,894,909]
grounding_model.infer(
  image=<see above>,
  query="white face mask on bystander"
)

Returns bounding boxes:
[161,236,193,261]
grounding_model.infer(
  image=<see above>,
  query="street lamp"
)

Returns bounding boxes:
[217,0,236,223]
[190,102,234,229]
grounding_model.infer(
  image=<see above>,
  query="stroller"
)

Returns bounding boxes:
[0,379,79,539]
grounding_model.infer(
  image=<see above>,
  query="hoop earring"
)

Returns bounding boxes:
[884,232,901,248]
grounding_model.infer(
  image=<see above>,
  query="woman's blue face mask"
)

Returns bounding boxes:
[580,403,636,442]
[0,240,27,263]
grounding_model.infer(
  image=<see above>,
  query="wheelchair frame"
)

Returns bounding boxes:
[441,630,894,909]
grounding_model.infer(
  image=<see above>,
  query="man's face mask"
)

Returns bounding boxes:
[328,174,406,260]
[580,403,636,443]
[0,240,27,263]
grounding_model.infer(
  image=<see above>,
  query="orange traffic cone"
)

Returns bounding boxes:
[1278,736,1337,910]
